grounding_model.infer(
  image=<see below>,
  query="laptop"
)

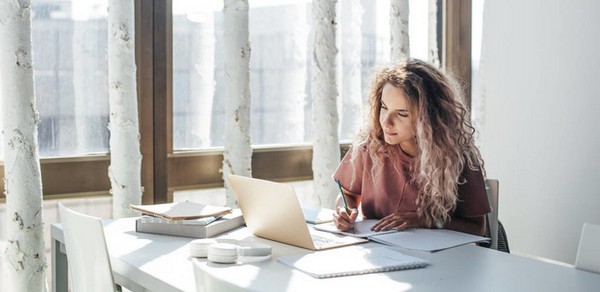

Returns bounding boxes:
[228,174,367,250]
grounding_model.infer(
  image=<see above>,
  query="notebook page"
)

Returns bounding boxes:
[313,219,397,238]
[277,246,428,278]
[369,228,490,252]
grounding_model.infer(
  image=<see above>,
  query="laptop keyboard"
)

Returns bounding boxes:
[310,230,350,248]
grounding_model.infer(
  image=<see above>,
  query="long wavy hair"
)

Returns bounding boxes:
[353,59,485,227]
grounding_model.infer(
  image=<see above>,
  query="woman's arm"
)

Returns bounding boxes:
[371,212,487,237]
[445,215,487,236]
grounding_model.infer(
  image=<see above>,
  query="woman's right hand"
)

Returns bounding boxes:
[333,207,358,232]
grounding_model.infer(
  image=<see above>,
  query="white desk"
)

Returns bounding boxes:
[51,218,600,292]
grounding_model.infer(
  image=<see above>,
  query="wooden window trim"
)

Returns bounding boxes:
[442,0,473,109]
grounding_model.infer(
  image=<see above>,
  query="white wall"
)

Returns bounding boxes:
[478,0,600,264]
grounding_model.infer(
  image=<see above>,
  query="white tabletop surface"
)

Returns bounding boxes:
[194,233,600,292]
[52,217,600,292]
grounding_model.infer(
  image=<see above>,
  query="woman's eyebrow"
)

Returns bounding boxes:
[381,99,409,113]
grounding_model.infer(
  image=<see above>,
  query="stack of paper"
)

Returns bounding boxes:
[131,201,243,238]
[130,201,232,220]
[135,209,244,238]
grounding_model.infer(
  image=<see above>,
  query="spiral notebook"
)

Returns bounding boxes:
[277,246,428,278]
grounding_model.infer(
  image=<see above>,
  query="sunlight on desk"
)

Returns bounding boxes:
[193,258,414,292]
[104,218,198,292]
[51,204,600,292]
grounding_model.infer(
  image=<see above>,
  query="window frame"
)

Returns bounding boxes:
[0,0,471,203]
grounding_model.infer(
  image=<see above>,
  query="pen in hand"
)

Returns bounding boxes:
[336,180,351,216]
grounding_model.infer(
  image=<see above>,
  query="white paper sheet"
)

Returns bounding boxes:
[313,219,397,238]
[369,228,490,252]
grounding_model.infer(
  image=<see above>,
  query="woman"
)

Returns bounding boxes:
[333,59,490,236]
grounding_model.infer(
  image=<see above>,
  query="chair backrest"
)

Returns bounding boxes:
[485,179,500,250]
[575,223,600,274]
[58,203,116,292]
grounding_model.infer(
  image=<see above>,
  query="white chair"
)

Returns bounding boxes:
[575,223,600,274]
[58,203,117,292]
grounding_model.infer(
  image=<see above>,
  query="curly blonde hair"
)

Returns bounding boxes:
[353,59,485,227]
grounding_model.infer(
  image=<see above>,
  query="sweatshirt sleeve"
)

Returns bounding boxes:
[332,147,366,195]
[454,167,491,218]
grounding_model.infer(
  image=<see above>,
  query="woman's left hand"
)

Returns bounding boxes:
[371,211,424,232]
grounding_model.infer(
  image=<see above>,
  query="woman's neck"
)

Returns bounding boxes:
[399,141,417,158]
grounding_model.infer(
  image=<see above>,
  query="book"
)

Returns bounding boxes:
[313,219,397,238]
[130,201,232,220]
[368,228,491,252]
[277,245,428,278]
[135,209,245,238]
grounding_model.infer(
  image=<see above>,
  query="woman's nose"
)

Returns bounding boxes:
[381,113,393,126]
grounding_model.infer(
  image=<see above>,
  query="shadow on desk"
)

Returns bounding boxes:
[102,219,195,291]
[194,258,296,292]
[193,234,297,292]
[191,234,410,292]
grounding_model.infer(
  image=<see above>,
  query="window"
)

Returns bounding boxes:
[1,0,112,201]
[172,0,429,150]
[471,0,484,127]
[34,1,110,158]
[0,0,468,203]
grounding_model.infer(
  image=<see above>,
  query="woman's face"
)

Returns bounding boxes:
[379,83,417,155]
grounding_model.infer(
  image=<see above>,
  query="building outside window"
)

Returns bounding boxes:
[0,0,430,158]
[172,0,429,150]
